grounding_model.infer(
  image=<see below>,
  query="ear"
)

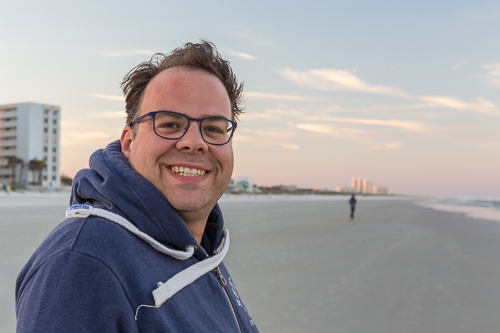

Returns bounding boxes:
[120,126,133,158]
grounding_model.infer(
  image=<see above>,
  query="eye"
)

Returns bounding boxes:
[205,125,224,134]
[158,121,181,129]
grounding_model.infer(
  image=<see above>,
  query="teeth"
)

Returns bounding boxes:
[170,166,206,176]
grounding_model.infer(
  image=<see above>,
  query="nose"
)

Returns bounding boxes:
[175,120,209,153]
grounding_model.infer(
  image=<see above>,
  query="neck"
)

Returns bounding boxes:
[178,211,209,244]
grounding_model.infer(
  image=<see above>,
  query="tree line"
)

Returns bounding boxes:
[7,156,47,187]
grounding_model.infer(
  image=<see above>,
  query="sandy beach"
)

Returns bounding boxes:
[2,193,500,332]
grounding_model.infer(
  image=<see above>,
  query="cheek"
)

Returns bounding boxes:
[129,142,158,176]
[219,146,234,173]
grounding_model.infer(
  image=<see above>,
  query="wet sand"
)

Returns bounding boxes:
[2,194,500,332]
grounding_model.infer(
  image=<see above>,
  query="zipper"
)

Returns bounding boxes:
[214,266,227,287]
[213,267,242,333]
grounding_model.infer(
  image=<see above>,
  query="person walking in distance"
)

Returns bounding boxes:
[349,194,357,220]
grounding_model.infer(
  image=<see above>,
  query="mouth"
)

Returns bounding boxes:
[169,165,207,177]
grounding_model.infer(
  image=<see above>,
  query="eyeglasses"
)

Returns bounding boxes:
[134,111,237,145]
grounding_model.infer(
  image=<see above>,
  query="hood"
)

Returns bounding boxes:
[70,140,225,258]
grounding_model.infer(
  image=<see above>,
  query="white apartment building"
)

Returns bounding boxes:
[0,102,61,188]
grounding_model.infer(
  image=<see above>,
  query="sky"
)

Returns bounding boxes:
[1,0,499,197]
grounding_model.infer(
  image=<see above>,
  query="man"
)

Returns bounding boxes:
[349,194,357,220]
[16,41,259,332]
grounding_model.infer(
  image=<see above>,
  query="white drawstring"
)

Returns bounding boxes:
[65,204,230,320]
[66,204,196,260]
[152,228,229,307]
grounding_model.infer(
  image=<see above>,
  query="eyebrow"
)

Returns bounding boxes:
[150,110,232,121]
[198,113,231,120]
[173,111,230,120]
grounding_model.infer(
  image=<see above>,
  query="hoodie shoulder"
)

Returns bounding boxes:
[16,247,138,332]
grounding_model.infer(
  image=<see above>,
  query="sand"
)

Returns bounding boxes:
[2,193,500,332]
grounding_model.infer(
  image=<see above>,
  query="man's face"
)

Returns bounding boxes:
[121,67,234,221]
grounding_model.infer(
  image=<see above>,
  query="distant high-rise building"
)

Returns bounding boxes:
[349,177,388,195]
[0,102,61,188]
[351,177,368,193]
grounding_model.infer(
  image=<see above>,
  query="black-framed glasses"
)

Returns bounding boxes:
[134,111,237,145]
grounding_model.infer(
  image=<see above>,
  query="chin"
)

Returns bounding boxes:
[167,194,214,214]
[159,183,224,216]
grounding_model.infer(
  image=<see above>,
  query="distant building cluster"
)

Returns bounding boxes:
[335,177,389,195]
[226,176,389,196]
[0,102,61,189]
[226,176,258,193]
[226,176,340,195]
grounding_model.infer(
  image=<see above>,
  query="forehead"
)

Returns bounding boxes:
[141,67,231,119]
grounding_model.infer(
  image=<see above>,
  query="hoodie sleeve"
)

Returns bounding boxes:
[16,250,138,333]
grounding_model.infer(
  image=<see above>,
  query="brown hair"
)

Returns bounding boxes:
[121,40,244,130]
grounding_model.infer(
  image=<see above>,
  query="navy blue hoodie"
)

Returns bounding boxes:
[16,140,258,332]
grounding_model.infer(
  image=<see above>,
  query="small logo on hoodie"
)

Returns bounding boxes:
[68,204,91,211]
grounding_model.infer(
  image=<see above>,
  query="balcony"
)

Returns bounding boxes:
[0,140,17,148]
[0,110,17,119]
[0,130,17,138]
[0,120,17,129]
[0,150,17,157]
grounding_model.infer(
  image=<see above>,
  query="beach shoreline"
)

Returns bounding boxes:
[418,199,500,223]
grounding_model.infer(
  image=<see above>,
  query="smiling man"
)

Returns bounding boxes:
[121,67,235,244]
[16,41,259,332]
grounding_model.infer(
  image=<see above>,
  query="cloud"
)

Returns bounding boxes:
[93,49,153,57]
[295,123,404,150]
[244,91,312,101]
[324,117,430,133]
[234,128,300,150]
[281,143,301,150]
[241,107,430,133]
[420,95,499,115]
[366,142,404,150]
[90,93,124,101]
[240,108,308,121]
[295,123,333,135]
[277,68,411,98]
[477,63,500,88]
[381,143,403,150]
[270,109,430,133]
[420,96,468,109]
[227,51,257,60]
[87,111,126,119]
[338,118,429,133]
[295,123,366,138]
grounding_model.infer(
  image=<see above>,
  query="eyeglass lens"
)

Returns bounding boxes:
[153,111,234,144]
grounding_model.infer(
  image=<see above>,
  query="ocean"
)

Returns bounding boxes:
[420,197,500,222]
[437,197,500,209]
